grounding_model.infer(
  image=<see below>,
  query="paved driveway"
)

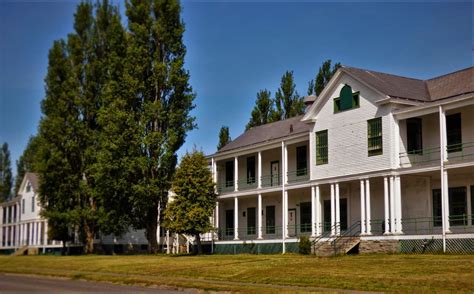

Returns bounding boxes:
[0,274,195,293]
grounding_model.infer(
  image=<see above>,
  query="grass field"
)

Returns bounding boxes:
[0,254,473,293]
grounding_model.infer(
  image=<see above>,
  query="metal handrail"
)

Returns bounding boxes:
[312,222,339,252]
[331,221,361,256]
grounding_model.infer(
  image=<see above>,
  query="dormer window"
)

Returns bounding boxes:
[26,182,32,193]
[334,84,360,113]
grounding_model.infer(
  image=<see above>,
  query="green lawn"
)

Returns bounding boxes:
[0,254,473,293]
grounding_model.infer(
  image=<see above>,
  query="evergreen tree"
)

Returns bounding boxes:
[308,59,341,96]
[217,126,231,150]
[163,150,216,254]
[125,0,196,253]
[15,136,41,195]
[0,143,13,201]
[272,70,304,121]
[245,89,273,130]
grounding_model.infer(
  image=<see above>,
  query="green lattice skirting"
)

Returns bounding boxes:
[399,238,474,254]
[214,242,298,254]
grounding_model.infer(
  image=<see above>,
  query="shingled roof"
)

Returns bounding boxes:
[24,172,39,192]
[342,66,473,102]
[215,66,472,155]
[217,115,312,154]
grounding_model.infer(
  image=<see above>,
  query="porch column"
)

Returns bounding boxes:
[284,190,289,238]
[166,230,170,254]
[442,170,450,233]
[29,222,33,246]
[383,177,390,234]
[395,176,403,234]
[315,185,321,236]
[365,179,372,235]
[10,223,14,246]
[234,197,239,240]
[284,143,288,185]
[439,105,450,240]
[234,157,239,192]
[257,194,263,239]
[257,151,262,189]
[44,222,48,246]
[389,176,396,234]
[311,186,316,237]
[330,184,335,236]
[215,201,219,229]
[360,180,366,235]
[0,224,3,247]
[335,183,340,235]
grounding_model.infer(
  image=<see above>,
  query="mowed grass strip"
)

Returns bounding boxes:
[0,254,472,293]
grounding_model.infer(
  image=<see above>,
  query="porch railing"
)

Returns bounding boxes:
[287,168,309,183]
[261,174,282,188]
[399,142,474,168]
[237,178,257,191]
[217,181,235,193]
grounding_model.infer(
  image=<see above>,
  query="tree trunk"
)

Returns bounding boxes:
[195,233,202,255]
[146,206,159,254]
[83,223,95,254]
[61,240,67,256]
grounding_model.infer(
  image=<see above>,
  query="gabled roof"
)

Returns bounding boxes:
[21,172,39,193]
[216,115,312,154]
[342,66,473,102]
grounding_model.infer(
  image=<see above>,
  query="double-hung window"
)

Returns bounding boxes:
[407,118,423,154]
[446,113,462,153]
[367,117,383,156]
[316,130,328,165]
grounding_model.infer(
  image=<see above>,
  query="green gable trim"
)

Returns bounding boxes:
[334,84,360,113]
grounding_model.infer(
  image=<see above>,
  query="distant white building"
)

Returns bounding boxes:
[0,173,152,254]
[208,66,474,254]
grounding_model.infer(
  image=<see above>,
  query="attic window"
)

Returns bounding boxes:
[26,182,32,193]
[334,84,359,113]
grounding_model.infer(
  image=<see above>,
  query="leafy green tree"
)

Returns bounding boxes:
[37,1,128,253]
[163,150,216,254]
[217,126,231,150]
[0,143,13,201]
[308,59,341,96]
[246,89,273,130]
[272,70,304,121]
[124,0,196,253]
[15,136,41,195]
[37,39,81,250]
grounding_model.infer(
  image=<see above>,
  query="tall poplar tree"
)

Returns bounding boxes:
[38,1,129,253]
[125,0,195,253]
[0,143,13,201]
[217,126,231,150]
[308,59,341,96]
[272,70,304,121]
[245,89,273,130]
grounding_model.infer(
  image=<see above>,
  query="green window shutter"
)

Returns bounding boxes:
[367,117,383,156]
[316,130,328,165]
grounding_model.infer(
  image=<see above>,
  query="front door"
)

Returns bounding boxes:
[247,207,256,235]
[323,199,348,232]
[288,208,296,237]
[271,161,280,186]
[323,200,331,232]
[225,209,234,236]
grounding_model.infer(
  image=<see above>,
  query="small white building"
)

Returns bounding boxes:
[209,66,474,254]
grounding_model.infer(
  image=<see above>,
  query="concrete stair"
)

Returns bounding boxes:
[314,237,360,257]
[11,245,28,256]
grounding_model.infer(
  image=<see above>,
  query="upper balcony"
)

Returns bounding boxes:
[398,104,474,169]
[214,139,310,195]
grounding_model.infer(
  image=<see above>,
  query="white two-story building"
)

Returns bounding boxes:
[209,66,473,254]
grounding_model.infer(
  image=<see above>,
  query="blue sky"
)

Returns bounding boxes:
[0,0,472,179]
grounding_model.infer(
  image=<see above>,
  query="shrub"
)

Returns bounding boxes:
[299,236,311,255]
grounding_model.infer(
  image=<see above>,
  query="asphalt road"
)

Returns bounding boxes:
[0,274,195,293]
